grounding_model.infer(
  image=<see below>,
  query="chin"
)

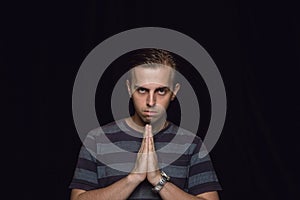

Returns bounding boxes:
[142,118,154,124]
[143,116,164,125]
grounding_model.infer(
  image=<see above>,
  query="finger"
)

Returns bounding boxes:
[138,138,145,153]
[141,137,146,150]
[148,124,152,137]
[144,125,149,154]
[139,125,148,153]
[149,137,154,152]
[145,124,149,138]
[148,125,155,152]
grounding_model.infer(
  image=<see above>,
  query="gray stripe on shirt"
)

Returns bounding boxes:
[74,168,98,184]
[188,171,218,188]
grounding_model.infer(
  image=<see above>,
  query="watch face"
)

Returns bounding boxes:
[159,178,165,185]
[161,171,170,181]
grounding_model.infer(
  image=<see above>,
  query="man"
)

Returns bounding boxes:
[69,49,222,199]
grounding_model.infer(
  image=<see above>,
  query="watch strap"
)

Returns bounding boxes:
[152,171,170,193]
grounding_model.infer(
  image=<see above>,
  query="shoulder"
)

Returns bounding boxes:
[84,119,137,146]
[163,123,203,155]
[86,120,125,137]
[167,122,203,144]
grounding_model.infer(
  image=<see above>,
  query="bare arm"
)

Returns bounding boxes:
[158,182,219,200]
[70,173,142,200]
[70,179,219,200]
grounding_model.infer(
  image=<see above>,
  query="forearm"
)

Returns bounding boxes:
[158,182,216,200]
[74,174,141,200]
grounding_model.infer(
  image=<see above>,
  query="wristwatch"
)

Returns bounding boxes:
[152,170,170,193]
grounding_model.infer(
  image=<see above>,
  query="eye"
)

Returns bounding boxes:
[137,88,146,94]
[157,88,167,95]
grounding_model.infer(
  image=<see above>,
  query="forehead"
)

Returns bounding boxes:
[131,64,174,87]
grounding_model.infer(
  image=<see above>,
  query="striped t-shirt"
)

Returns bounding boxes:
[69,119,221,199]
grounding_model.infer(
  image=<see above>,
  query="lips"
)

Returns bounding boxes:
[143,110,158,116]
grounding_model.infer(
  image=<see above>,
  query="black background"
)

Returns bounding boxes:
[3,0,300,199]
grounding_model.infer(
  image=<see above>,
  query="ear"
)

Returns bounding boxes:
[126,80,132,97]
[171,83,180,101]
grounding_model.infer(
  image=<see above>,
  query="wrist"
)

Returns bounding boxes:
[127,173,144,185]
[150,174,162,186]
[151,170,170,193]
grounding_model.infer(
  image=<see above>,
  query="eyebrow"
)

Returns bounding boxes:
[133,85,141,89]
[134,85,170,91]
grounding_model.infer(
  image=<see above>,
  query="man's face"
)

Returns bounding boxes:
[127,64,180,126]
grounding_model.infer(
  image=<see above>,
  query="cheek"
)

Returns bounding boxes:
[132,95,145,107]
[157,96,172,107]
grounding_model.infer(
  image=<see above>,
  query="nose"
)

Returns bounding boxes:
[146,91,156,107]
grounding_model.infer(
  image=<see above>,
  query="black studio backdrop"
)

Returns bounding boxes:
[3,0,299,200]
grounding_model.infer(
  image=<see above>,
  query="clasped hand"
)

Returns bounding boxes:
[131,124,161,185]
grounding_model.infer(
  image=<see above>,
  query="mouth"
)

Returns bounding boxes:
[143,110,158,116]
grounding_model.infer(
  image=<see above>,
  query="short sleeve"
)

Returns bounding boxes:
[69,133,99,191]
[187,138,222,195]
